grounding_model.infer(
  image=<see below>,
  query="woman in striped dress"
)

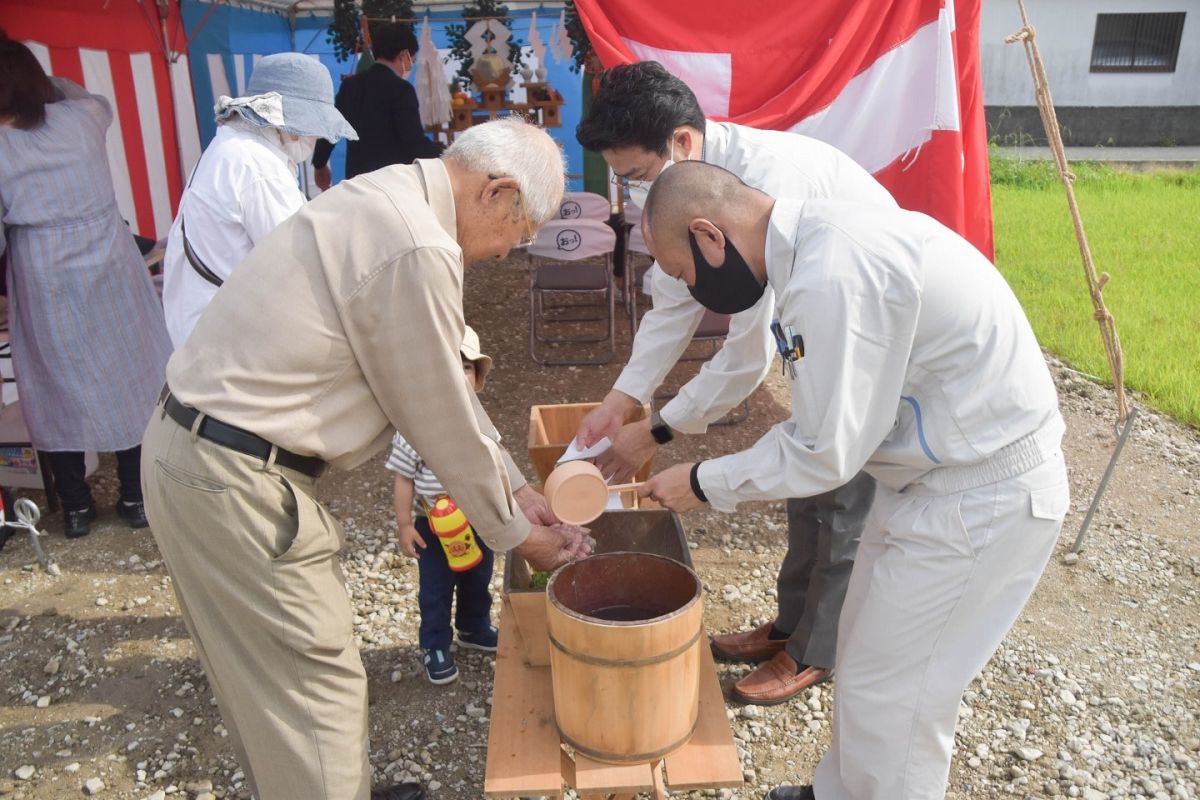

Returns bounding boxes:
[0,34,170,538]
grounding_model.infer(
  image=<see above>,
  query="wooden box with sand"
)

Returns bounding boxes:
[527,401,654,485]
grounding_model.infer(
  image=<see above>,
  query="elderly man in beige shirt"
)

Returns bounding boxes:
[141,117,586,800]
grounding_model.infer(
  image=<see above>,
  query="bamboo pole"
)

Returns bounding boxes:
[1005,0,1130,426]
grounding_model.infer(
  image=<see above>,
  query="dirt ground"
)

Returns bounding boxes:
[0,255,1197,799]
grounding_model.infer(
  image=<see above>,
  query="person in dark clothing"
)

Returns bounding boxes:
[312,22,441,188]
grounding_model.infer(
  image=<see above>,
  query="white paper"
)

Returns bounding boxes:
[557,436,612,465]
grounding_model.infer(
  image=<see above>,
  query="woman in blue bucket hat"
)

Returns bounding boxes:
[162,53,357,349]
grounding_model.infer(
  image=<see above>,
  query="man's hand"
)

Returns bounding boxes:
[639,462,706,513]
[576,390,639,449]
[397,523,426,560]
[594,417,658,484]
[515,523,593,571]
[514,484,558,526]
[314,165,332,192]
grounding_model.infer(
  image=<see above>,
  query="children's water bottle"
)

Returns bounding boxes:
[427,495,483,572]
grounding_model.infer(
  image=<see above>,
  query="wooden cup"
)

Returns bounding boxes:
[544,461,642,526]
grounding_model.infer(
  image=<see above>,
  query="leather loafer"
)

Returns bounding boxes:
[116,500,149,529]
[765,785,816,800]
[64,504,98,539]
[710,620,788,664]
[733,650,831,706]
[370,783,425,800]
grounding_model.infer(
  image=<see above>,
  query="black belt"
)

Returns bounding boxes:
[162,392,327,478]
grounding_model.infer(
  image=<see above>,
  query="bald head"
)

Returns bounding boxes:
[641,160,774,285]
[644,161,751,229]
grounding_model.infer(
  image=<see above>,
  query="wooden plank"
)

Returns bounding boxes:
[652,759,668,800]
[503,590,550,666]
[663,638,745,791]
[573,752,655,795]
[560,748,576,791]
[484,603,563,799]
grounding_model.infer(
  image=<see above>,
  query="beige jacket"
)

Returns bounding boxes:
[167,159,531,550]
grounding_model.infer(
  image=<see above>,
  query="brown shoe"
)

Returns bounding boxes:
[732,650,831,706]
[710,621,788,664]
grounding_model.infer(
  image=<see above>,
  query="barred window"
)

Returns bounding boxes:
[1090,12,1186,72]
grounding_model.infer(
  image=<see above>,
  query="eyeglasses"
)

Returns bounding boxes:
[490,173,537,247]
[514,187,537,248]
[610,173,649,193]
[610,142,678,193]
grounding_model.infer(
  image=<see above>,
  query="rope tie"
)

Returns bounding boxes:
[1007,0,1130,426]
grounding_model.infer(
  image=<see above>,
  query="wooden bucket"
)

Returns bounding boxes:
[545,552,703,764]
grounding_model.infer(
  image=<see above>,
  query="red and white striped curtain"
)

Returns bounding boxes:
[2,0,202,241]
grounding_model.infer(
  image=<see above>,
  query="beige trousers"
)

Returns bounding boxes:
[142,407,370,800]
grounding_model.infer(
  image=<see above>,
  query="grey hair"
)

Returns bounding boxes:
[444,116,566,223]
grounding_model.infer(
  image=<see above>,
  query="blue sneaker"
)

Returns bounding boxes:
[456,625,499,652]
[422,649,458,685]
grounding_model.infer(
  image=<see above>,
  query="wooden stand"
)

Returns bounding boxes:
[485,602,743,798]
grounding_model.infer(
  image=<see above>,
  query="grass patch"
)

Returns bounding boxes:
[991,155,1200,427]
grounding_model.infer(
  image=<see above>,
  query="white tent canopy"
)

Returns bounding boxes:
[223,0,565,17]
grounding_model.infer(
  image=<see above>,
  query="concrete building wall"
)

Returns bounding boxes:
[980,0,1199,144]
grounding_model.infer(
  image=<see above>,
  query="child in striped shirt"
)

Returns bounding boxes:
[387,325,500,685]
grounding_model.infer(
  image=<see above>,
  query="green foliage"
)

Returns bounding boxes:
[444,0,524,85]
[563,0,595,74]
[991,157,1200,427]
[326,0,415,63]
[326,0,362,62]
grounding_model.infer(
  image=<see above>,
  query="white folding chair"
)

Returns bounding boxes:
[555,191,611,221]
[528,218,618,366]
[622,201,656,337]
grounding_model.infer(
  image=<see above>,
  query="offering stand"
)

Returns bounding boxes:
[484,604,743,799]
[485,510,743,798]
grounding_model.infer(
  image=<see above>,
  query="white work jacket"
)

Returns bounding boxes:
[614,120,897,432]
[696,198,1063,512]
[163,123,305,348]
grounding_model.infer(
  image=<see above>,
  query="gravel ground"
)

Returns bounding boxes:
[0,256,1196,799]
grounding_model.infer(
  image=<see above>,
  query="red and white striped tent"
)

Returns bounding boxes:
[0,0,337,241]
[1,0,205,241]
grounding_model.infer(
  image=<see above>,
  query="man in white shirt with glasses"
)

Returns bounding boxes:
[573,60,895,706]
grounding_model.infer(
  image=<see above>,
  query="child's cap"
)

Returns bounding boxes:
[461,325,493,388]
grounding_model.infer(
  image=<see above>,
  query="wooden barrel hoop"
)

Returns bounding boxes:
[548,628,701,667]
[558,716,700,764]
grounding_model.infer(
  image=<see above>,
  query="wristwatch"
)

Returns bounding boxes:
[649,410,674,445]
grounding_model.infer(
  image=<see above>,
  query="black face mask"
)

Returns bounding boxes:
[687,230,767,314]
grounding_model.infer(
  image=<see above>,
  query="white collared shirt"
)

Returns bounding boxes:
[614,120,898,432]
[696,198,1062,512]
[162,122,305,348]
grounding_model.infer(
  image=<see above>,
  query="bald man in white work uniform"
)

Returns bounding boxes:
[638,161,1070,800]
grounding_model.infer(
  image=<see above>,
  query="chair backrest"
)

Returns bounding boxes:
[529,218,617,262]
[627,221,651,256]
[694,310,732,340]
[623,202,651,256]
[556,192,611,221]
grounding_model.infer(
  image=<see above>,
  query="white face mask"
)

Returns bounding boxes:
[279,132,318,165]
[627,142,679,208]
